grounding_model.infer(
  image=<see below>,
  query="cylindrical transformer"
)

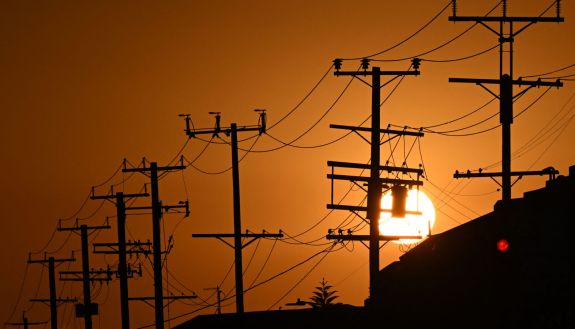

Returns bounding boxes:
[391,185,408,218]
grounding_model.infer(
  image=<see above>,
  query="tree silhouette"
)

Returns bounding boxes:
[308,278,339,309]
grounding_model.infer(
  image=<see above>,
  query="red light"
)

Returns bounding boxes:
[497,239,509,252]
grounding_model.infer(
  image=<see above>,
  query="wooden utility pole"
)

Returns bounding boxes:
[58,222,111,329]
[183,111,282,315]
[122,160,191,329]
[449,0,563,201]
[328,58,422,305]
[28,254,76,329]
[90,189,149,329]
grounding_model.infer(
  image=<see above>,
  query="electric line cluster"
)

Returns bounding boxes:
[5,1,573,328]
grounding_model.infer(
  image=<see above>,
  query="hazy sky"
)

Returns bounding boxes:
[1,1,574,328]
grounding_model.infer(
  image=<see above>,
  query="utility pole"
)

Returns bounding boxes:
[28,254,76,329]
[5,312,47,329]
[204,286,223,314]
[449,0,563,201]
[182,111,283,315]
[90,189,149,329]
[327,58,422,305]
[58,222,110,329]
[122,159,191,329]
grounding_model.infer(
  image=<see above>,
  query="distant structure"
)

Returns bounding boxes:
[174,165,575,329]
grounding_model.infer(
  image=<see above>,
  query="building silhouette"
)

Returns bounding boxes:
[175,165,575,329]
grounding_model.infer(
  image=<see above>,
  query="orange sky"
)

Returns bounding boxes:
[1,1,574,328]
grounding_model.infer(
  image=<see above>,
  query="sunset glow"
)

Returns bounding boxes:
[379,188,435,244]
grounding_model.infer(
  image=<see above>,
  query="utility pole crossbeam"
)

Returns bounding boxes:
[454,167,559,180]
[192,231,283,314]
[59,268,115,282]
[93,240,153,255]
[326,234,423,241]
[182,111,280,315]
[448,0,564,201]
[5,312,47,329]
[57,223,110,329]
[122,161,188,329]
[27,255,76,329]
[329,58,422,306]
[193,232,284,249]
[128,294,198,310]
[91,190,149,329]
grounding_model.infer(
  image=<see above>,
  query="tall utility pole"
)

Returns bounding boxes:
[5,312,47,329]
[58,223,110,329]
[122,159,191,329]
[327,58,422,305]
[449,0,563,201]
[28,254,76,329]
[90,189,149,329]
[183,111,282,315]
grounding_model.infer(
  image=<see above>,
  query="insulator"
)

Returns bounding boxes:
[411,58,421,71]
[360,58,370,70]
[333,58,343,71]
[255,109,267,134]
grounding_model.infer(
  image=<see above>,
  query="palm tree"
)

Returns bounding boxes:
[308,278,339,309]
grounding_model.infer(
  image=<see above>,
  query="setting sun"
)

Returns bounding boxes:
[379,188,436,244]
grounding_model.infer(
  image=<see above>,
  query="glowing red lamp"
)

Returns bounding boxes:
[496,239,509,253]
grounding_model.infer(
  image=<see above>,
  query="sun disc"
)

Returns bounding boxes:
[379,189,435,244]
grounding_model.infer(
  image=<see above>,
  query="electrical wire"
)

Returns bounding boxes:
[341,1,452,60]
[243,76,355,153]
[188,134,260,175]
[24,264,45,313]
[424,110,499,134]
[267,64,334,131]
[246,238,278,290]
[369,1,502,62]
[266,244,337,310]
[191,64,334,146]
[421,44,499,63]
[249,62,407,152]
[513,93,575,161]
[3,262,30,327]
[521,63,575,79]
[422,96,497,129]
[527,109,575,170]
[242,237,261,277]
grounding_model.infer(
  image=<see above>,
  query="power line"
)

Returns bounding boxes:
[247,64,408,153]
[266,244,337,310]
[421,97,497,129]
[521,63,575,78]
[267,64,334,131]
[421,44,498,63]
[188,64,334,146]
[3,262,30,327]
[187,135,261,175]
[246,239,278,290]
[242,76,355,153]
[369,1,502,62]
[527,108,575,170]
[341,1,452,60]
